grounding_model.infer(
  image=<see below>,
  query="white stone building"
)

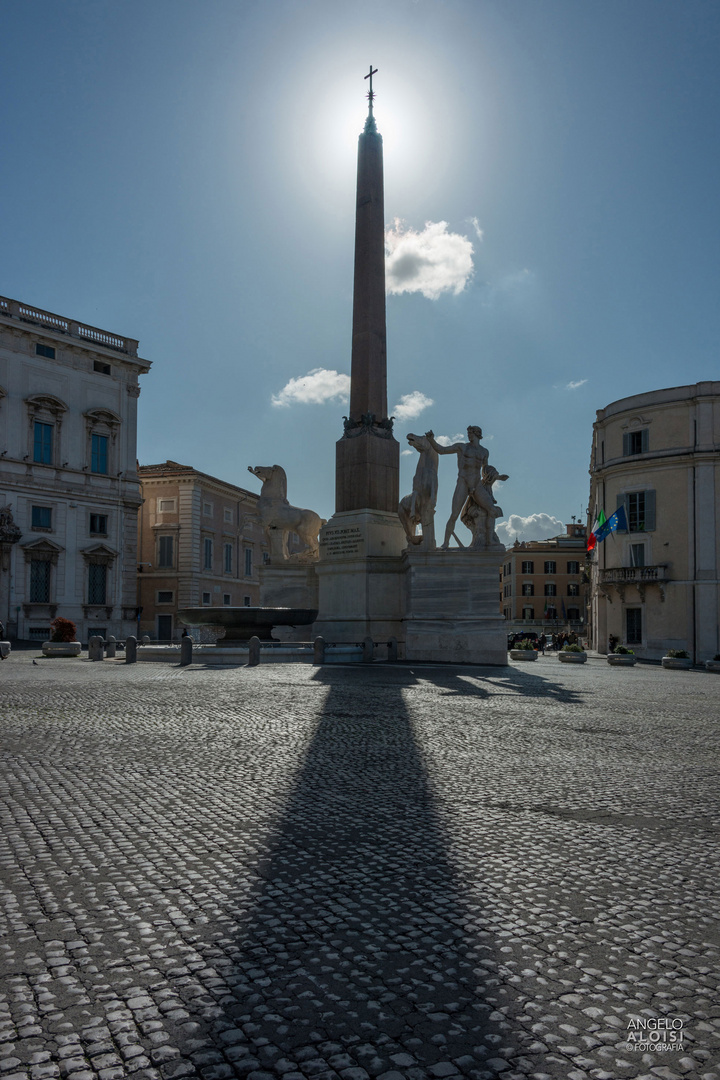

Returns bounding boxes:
[588,381,720,661]
[0,296,151,642]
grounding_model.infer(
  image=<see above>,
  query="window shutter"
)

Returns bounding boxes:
[622,433,630,456]
[641,428,649,453]
[644,489,656,531]
[616,493,628,531]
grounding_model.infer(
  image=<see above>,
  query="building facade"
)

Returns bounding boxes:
[0,296,150,642]
[501,522,588,635]
[588,382,720,661]
[137,462,268,640]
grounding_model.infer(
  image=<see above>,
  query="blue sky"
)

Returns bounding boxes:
[3,0,719,541]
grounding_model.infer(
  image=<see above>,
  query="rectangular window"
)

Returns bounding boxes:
[224,507,233,524]
[31,506,52,529]
[91,434,108,474]
[157,535,174,568]
[36,343,55,359]
[262,551,270,564]
[622,490,656,533]
[567,561,579,575]
[544,561,556,575]
[567,607,580,621]
[93,360,111,375]
[158,498,176,512]
[624,429,649,456]
[203,502,213,516]
[522,607,534,620]
[243,595,251,607]
[521,583,534,596]
[157,590,174,603]
[89,513,107,535]
[567,583,579,597]
[88,563,107,605]
[29,560,51,602]
[244,548,252,577]
[630,543,646,568]
[545,583,557,596]
[521,561,534,574]
[28,627,51,641]
[203,537,213,570]
[223,593,231,606]
[202,591,211,604]
[224,543,233,574]
[33,421,53,464]
[626,608,642,645]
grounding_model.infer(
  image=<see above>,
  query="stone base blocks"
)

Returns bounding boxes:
[335,432,399,514]
[402,547,508,666]
[313,509,407,648]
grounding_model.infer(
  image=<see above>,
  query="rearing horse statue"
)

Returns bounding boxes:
[248,465,326,561]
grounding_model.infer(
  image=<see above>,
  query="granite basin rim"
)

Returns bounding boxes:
[177,607,318,642]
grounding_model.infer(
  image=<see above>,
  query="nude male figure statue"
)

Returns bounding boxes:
[425,425,500,550]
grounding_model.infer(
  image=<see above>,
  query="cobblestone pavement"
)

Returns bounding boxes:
[1,654,719,1080]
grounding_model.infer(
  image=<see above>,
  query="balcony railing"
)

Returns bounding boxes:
[0,296,138,356]
[599,565,668,585]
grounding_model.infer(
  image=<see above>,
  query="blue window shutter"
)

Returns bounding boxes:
[644,490,656,531]
[622,433,630,456]
[616,492,628,531]
[641,428,649,453]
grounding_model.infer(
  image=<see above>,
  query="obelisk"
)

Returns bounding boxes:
[335,66,399,513]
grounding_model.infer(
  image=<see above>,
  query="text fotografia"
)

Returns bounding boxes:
[625,1017,685,1052]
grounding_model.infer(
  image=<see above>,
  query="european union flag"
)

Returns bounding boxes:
[593,504,628,543]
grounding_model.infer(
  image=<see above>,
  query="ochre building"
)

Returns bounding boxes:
[501,523,588,635]
[588,381,720,661]
[137,462,268,640]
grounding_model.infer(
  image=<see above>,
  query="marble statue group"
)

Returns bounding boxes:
[250,424,507,562]
[400,426,508,552]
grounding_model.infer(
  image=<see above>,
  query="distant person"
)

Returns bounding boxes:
[538,632,546,654]
[181,628,189,638]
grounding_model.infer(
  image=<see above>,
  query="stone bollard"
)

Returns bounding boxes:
[313,636,326,665]
[141,635,150,646]
[180,636,192,667]
[105,635,116,658]
[248,635,261,667]
[387,637,398,662]
[362,636,374,663]
[125,635,137,664]
[88,636,104,661]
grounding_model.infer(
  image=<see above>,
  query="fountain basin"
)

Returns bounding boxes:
[177,606,318,642]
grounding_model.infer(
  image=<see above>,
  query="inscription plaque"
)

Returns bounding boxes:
[321,525,365,558]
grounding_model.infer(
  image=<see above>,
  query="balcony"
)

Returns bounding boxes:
[598,564,668,601]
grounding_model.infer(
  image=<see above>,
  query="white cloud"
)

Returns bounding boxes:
[401,449,414,456]
[495,513,565,546]
[468,216,484,241]
[566,379,588,390]
[272,368,350,408]
[392,391,434,422]
[433,432,466,447]
[385,219,474,299]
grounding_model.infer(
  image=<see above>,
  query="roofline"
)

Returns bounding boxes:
[0,295,151,372]
[597,380,720,422]
[138,461,259,500]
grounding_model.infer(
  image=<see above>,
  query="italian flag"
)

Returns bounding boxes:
[587,509,607,552]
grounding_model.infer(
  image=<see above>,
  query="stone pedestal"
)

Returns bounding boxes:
[259,562,320,642]
[336,432,399,514]
[314,510,406,646]
[259,563,319,610]
[402,548,508,665]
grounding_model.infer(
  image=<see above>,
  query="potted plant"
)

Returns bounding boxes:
[558,642,587,664]
[510,638,538,661]
[42,617,82,658]
[661,649,692,670]
[607,645,637,667]
[706,653,720,674]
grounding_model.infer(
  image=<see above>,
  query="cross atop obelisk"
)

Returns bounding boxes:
[364,65,378,132]
[335,67,399,514]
